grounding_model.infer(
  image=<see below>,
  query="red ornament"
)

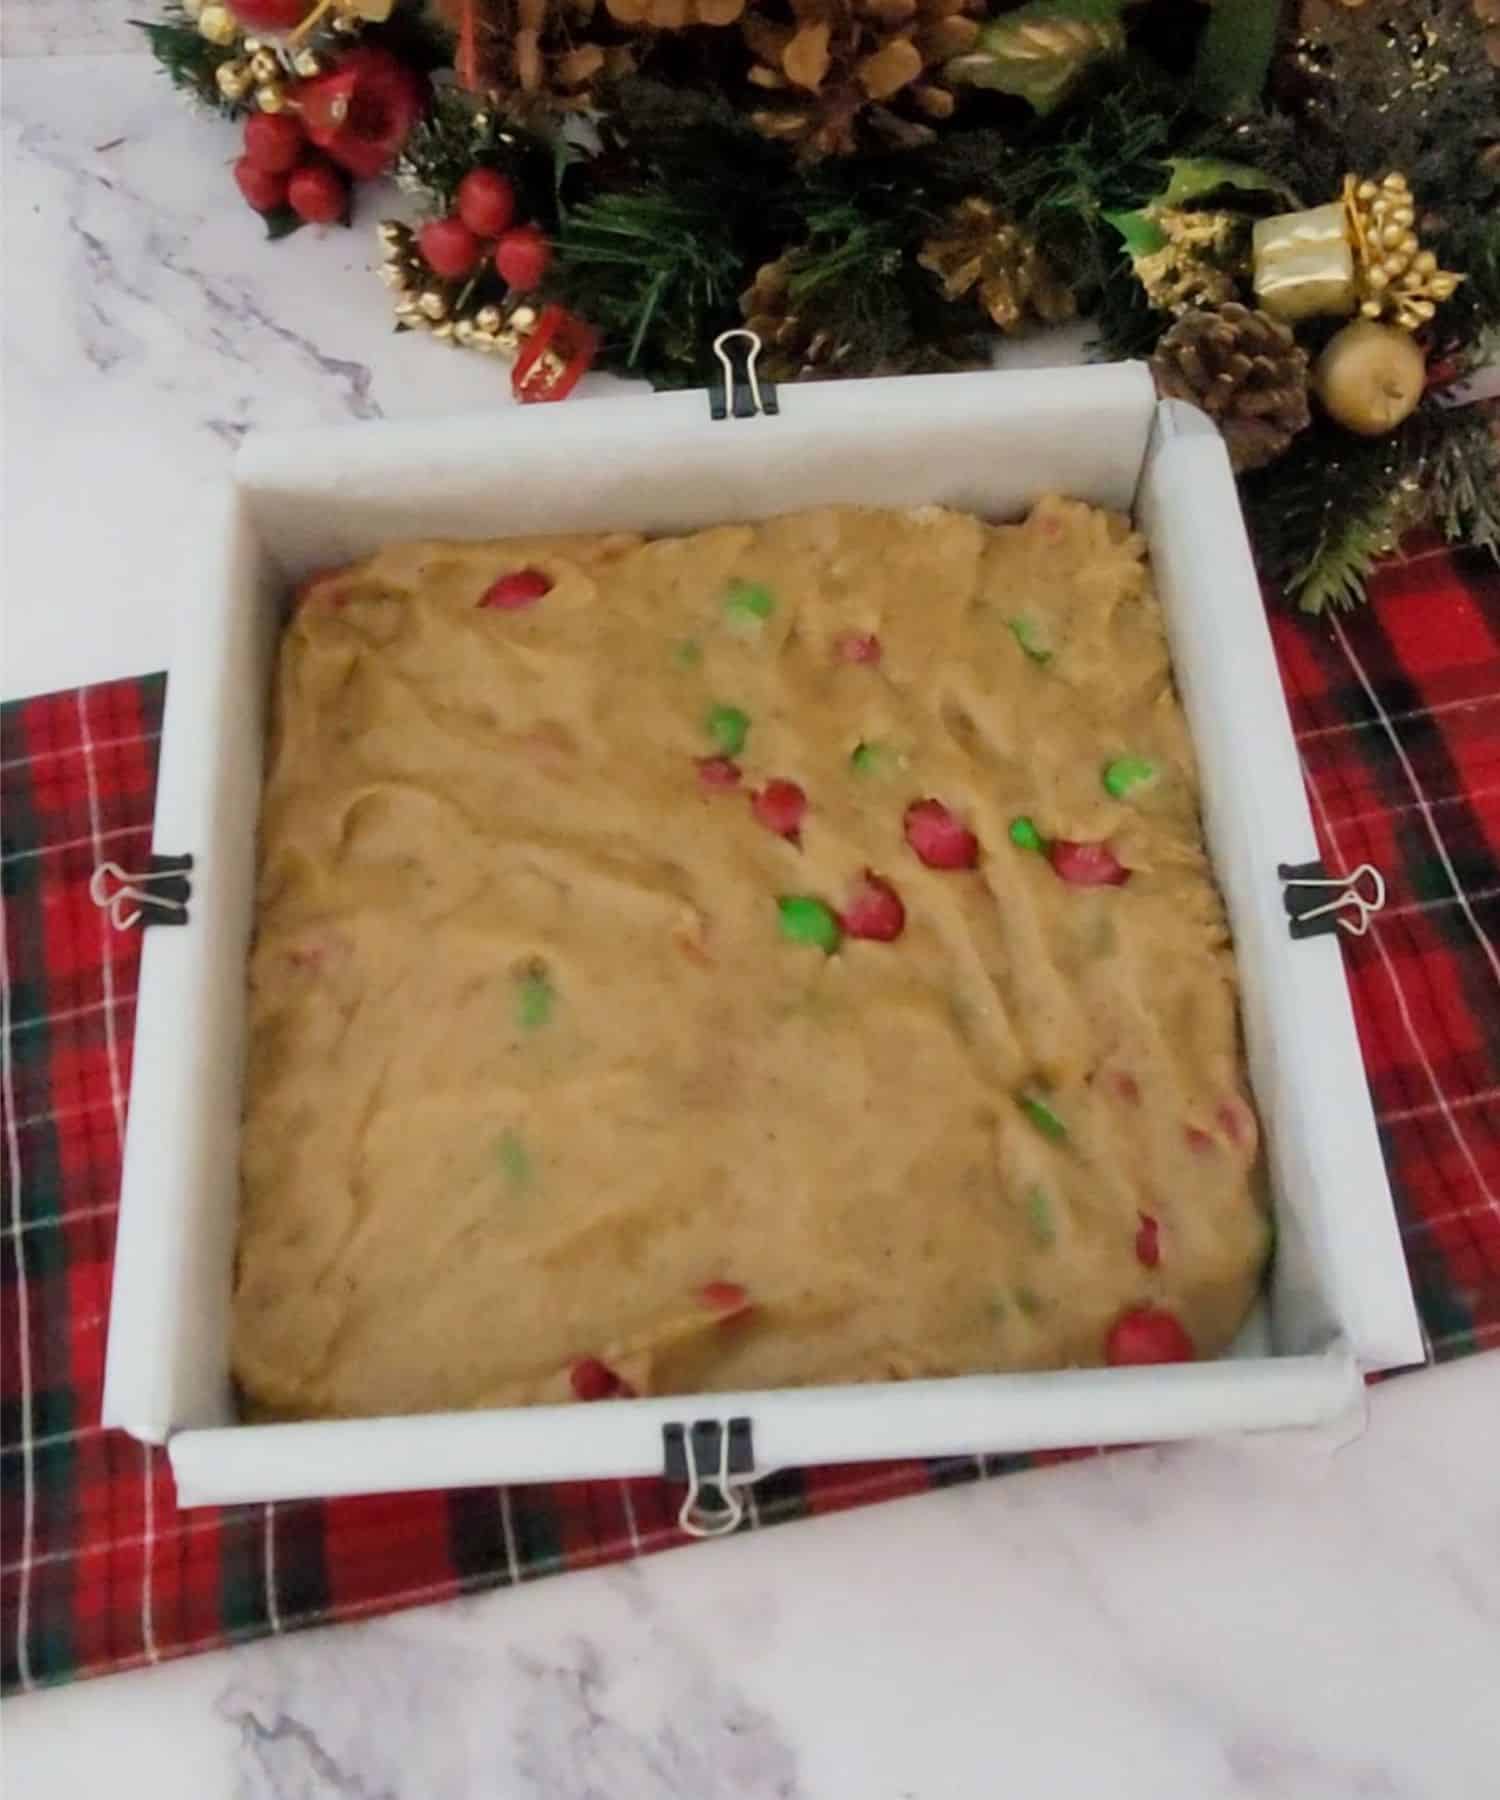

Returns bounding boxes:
[903,799,980,870]
[1134,1213,1161,1269]
[699,1281,752,1320]
[1048,840,1130,887]
[479,567,552,610]
[243,110,305,174]
[418,215,481,279]
[834,630,882,666]
[233,156,288,214]
[1105,1306,1194,1365]
[696,756,743,790]
[293,48,426,182]
[494,223,552,291]
[286,159,348,226]
[512,305,598,404]
[841,871,906,941]
[569,1357,625,1401]
[226,0,306,29]
[751,780,807,843]
[457,167,517,238]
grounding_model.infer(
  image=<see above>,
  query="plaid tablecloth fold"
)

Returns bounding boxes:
[4,539,1498,1690]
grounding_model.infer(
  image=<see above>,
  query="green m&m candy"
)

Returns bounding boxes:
[1009,816,1045,853]
[777,895,842,954]
[1017,1091,1067,1142]
[1008,616,1052,665]
[1102,756,1156,800]
[515,964,554,1031]
[724,580,775,632]
[706,703,750,757]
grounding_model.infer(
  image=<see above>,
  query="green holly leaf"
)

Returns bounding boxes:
[1158,156,1297,211]
[263,206,306,243]
[1189,0,1280,116]
[1103,209,1168,259]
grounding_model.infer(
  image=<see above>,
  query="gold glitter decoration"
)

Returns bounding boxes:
[1251,202,1356,322]
[1343,171,1463,331]
[1135,209,1241,316]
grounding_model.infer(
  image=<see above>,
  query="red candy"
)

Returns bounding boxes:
[751,780,807,842]
[697,756,743,789]
[1048,840,1130,887]
[841,871,906,942]
[570,1357,626,1401]
[456,167,517,238]
[1109,1070,1141,1105]
[1217,1098,1255,1152]
[1134,1213,1160,1269]
[699,1281,752,1320]
[419,215,482,278]
[480,567,552,610]
[1105,1306,1193,1365]
[903,799,979,871]
[1185,1126,1215,1154]
[834,630,882,666]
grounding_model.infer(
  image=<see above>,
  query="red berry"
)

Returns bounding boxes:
[569,1357,623,1401]
[842,871,906,942]
[1048,840,1130,887]
[494,224,552,291]
[1106,1306,1194,1366]
[1134,1213,1160,1269]
[457,167,517,238]
[234,157,288,214]
[419,215,481,280]
[834,630,882,665]
[243,111,305,174]
[696,756,742,790]
[480,567,552,610]
[227,0,305,29]
[286,160,348,226]
[903,799,979,871]
[699,1281,752,1319]
[751,779,806,842]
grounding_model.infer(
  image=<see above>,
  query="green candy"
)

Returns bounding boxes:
[1017,1092,1067,1142]
[672,638,703,669]
[706,703,750,756]
[778,895,842,954]
[850,740,887,777]
[724,580,775,630]
[1014,1286,1043,1319]
[1009,815,1045,853]
[515,965,554,1031]
[1025,1185,1056,1246]
[498,1128,533,1191]
[1008,616,1052,665]
[1102,755,1157,799]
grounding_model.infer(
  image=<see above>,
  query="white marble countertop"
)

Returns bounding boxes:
[5,31,1500,1799]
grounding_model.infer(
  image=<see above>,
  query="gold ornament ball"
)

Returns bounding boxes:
[215,58,253,100]
[256,80,289,112]
[198,4,240,46]
[1313,319,1427,437]
[248,47,280,84]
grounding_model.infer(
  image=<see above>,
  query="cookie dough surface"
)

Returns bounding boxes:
[235,498,1268,1419]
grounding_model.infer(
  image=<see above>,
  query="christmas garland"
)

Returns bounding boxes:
[140,0,1500,609]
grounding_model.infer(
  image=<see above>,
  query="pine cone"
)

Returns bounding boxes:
[744,0,983,159]
[740,255,857,380]
[433,0,634,110]
[917,197,1075,333]
[1150,303,1311,474]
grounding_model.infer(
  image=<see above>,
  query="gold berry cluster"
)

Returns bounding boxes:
[377,221,536,357]
[1343,172,1462,332]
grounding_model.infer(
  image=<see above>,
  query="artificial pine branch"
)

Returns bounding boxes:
[132,4,239,112]
[1423,403,1500,561]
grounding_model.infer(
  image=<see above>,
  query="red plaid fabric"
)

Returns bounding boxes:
[3,539,1498,1690]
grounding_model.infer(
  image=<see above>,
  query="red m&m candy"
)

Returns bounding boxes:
[1105,1306,1193,1365]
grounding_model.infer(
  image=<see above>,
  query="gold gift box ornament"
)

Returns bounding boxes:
[1251,202,1356,323]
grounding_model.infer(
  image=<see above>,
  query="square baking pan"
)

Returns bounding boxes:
[101,360,1424,1512]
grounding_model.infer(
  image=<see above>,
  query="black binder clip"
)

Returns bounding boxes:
[1278,859,1385,940]
[89,855,194,931]
[708,328,779,422]
[662,1417,756,1538]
